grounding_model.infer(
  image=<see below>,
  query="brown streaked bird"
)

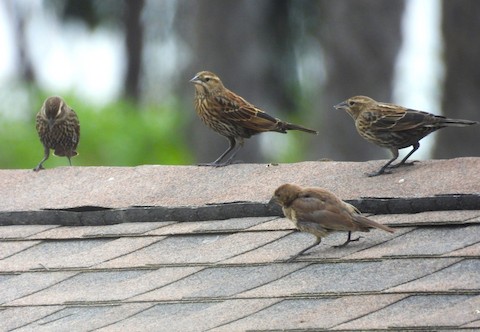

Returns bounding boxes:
[190,71,318,166]
[34,96,80,171]
[335,95,479,176]
[271,183,394,261]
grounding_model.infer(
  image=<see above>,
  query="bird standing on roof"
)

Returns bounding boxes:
[190,71,318,166]
[271,183,395,261]
[335,95,479,176]
[34,96,80,171]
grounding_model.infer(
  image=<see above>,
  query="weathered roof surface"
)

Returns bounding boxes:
[2,157,479,224]
[1,158,480,331]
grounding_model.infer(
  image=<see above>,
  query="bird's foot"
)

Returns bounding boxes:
[366,169,391,177]
[33,165,45,172]
[333,236,362,248]
[388,160,418,169]
[197,162,230,167]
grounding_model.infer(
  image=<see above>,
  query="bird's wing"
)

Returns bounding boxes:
[362,103,434,132]
[291,195,358,232]
[69,109,81,144]
[213,90,279,131]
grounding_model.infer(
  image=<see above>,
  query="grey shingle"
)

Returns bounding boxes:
[1,160,479,331]
[238,258,461,298]
[130,263,306,302]
[346,224,480,259]
[335,295,477,330]
[8,267,202,306]
[13,303,154,332]
[0,271,77,305]
[27,221,171,239]
[212,295,407,331]
[0,306,65,331]
[388,259,480,293]
[0,225,59,239]
[99,299,281,332]
[0,240,41,260]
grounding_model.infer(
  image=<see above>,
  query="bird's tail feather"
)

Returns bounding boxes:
[354,215,395,233]
[442,118,479,127]
[284,122,318,134]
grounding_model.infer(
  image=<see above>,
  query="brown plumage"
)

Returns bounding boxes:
[190,71,318,166]
[335,95,479,176]
[34,96,80,171]
[271,183,394,261]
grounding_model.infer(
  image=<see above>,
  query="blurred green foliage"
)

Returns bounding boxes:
[0,92,194,169]
[0,88,317,170]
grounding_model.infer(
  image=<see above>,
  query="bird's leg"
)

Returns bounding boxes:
[286,238,321,262]
[367,149,399,177]
[198,137,237,167]
[388,143,420,168]
[66,150,74,166]
[221,141,243,166]
[33,146,50,172]
[333,232,361,248]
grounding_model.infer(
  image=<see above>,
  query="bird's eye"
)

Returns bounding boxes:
[348,101,356,106]
[204,77,210,82]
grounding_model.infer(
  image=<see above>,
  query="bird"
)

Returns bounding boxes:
[34,96,80,171]
[190,71,318,166]
[335,95,479,176]
[271,183,395,261]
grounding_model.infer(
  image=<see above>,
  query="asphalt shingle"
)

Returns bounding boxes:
[346,224,480,259]
[130,263,306,302]
[13,303,155,332]
[98,299,282,332]
[8,267,202,306]
[237,258,461,298]
[0,271,78,305]
[1,159,479,331]
[0,225,59,239]
[388,259,480,293]
[0,306,65,331]
[26,221,171,240]
[212,295,408,331]
[334,295,478,330]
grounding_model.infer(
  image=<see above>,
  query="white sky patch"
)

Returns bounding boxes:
[27,12,125,106]
[67,26,125,105]
[393,0,444,160]
[261,132,294,162]
[0,1,16,81]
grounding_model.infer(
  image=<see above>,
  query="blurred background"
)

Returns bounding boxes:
[0,0,479,169]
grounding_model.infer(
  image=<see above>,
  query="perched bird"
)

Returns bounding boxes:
[34,96,80,171]
[190,71,318,166]
[335,95,478,176]
[271,183,394,261]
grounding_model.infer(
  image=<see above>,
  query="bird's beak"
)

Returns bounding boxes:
[334,101,348,110]
[189,75,201,84]
[268,196,279,205]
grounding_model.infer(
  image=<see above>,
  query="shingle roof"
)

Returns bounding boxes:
[1,158,479,331]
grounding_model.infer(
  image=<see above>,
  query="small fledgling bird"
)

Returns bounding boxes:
[190,71,318,166]
[34,96,80,171]
[271,183,394,261]
[335,95,479,176]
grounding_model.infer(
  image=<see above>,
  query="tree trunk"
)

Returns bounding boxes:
[10,2,36,83]
[316,0,405,161]
[124,0,145,101]
[432,0,480,158]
